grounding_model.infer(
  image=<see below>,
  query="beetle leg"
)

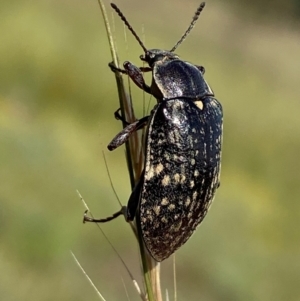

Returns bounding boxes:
[139,66,152,73]
[126,173,144,221]
[123,62,152,94]
[114,108,130,125]
[83,206,127,223]
[109,61,152,93]
[108,116,149,151]
[83,175,144,224]
[108,61,128,74]
[195,65,205,74]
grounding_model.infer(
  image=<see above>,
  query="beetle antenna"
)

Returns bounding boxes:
[111,3,148,53]
[170,2,205,52]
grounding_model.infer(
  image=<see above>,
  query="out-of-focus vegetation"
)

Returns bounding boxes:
[228,0,300,20]
[1,0,299,300]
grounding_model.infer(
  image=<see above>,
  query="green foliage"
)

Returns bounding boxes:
[0,0,299,300]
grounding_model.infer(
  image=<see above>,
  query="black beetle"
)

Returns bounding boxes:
[84,2,223,262]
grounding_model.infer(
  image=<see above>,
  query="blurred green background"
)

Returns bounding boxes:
[1,0,300,300]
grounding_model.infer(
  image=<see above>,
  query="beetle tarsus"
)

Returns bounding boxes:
[108,62,128,74]
[114,108,130,125]
[83,207,126,224]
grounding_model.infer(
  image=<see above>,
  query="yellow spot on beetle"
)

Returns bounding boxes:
[195,100,203,110]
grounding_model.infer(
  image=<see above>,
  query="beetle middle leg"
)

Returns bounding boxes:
[108,115,149,151]
[126,174,144,221]
[83,175,144,224]
[83,206,127,223]
[114,108,130,125]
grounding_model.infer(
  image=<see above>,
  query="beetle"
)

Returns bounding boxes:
[84,2,223,262]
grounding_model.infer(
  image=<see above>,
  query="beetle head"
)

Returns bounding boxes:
[140,50,179,67]
[111,2,206,61]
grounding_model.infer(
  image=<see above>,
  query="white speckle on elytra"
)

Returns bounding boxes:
[155,163,164,174]
[153,205,161,216]
[168,204,176,211]
[162,175,170,186]
[161,198,169,205]
[185,197,191,207]
[181,175,186,184]
[174,173,180,183]
[145,166,155,180]
[161,217,168,223]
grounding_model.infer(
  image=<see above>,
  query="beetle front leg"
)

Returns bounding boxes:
[126,174,144,221]
[123,62,152,94]
[109,61,152,93]
[108,116,149,151]
[108,62,128,74]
